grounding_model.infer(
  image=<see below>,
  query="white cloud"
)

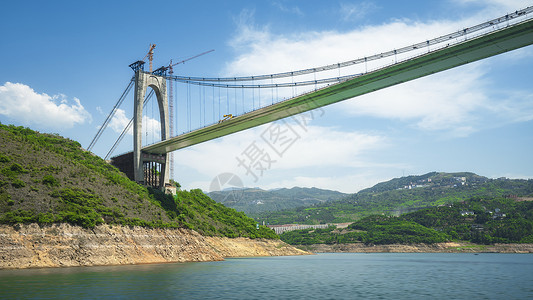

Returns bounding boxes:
[225,17,461,76]
[485,90,533,124]
[142,115,161,140]
[109,108,131,134]
[339,63,489,136]
[108,108,163,141]
[0,82,91,129]
[258,173,391,194]
[340,60,533,136]
[264,124,386,169]
[175,122,386,175]
[182,167,401,194]
[339,1,379,21]
[96,106,104,115]
[452,0,533,13]
[272,2,303,16]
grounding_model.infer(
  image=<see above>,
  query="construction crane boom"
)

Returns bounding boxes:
[142,44,156,72]
[171,49,214,68]
[158,49,215,75]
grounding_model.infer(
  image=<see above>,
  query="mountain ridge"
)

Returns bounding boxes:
[208,186,348,216]
[251,172,533,225]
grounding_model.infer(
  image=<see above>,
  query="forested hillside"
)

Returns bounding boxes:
[208,187,347,215]
[0,123,276,239]
[256,172,533,225]
[280,196,533,245]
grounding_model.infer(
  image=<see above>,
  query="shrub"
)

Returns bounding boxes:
[9,163,27,174]
[42,175,59,187]
[11,179,25,188]
[0,153,10,163]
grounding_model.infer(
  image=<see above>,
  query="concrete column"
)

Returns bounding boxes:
[133,72,146,183]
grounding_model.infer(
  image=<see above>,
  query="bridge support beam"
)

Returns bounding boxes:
[133,71,170,189]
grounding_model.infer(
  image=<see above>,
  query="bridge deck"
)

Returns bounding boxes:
[116,18,533,157]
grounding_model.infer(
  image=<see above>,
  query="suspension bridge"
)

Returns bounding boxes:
[88,7,533,191]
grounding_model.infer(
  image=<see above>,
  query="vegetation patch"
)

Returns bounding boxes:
[256,172,533,225]
[280,197,533,245]
[0,123,278,238]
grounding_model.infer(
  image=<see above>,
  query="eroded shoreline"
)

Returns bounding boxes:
[295,242,533,253]
[0,223,308,269]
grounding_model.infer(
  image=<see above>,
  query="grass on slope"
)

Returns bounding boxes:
[0,123,276,239]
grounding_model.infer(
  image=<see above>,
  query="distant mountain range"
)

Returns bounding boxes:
[207,187,348,215]
[212,172,532,225]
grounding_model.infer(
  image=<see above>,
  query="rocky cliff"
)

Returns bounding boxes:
[0,223,308,269]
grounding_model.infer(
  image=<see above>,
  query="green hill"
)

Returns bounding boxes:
[0,123,276,239]
[255,172,533,225]
[208,187,347,215]
[279,196,533,245]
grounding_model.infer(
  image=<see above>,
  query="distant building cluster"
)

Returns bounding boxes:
[460,208,506,219]
[398,176,471,190]
[267,224,330,235]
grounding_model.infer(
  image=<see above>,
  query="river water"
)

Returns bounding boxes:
[0,253,532,299]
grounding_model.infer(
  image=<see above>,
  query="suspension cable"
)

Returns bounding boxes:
[105,89,155,160]
[88,77,134,151]
[165,7,532,84]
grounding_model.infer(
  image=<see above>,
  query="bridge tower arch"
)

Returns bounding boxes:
[133,70,170,189]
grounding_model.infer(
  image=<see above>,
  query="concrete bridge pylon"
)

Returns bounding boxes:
[133,71,170,189]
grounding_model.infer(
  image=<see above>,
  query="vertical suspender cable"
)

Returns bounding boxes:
[187,82,190,131]
[252,78,255,110]
[151,91,154,144]
[271,77,274,104]
[198,85,201,127]
[175,81,178,135]
[203,86,206,127]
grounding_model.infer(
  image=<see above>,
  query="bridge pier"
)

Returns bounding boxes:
[110,152,168,189]
[142,153,167,188]
[132,70,170,189]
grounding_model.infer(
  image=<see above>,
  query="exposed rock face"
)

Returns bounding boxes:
[296,242,533,253]
[0,224,308,269]
[204,236,308,257]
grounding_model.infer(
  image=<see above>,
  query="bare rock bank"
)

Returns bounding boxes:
[296,242,533,253]
[0,223,308,269]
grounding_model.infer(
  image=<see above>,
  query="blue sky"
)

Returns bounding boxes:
[1,0,532,193]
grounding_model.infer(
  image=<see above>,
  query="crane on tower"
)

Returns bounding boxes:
[142,44,156,72]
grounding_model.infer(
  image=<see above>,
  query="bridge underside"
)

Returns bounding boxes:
[112,18,533,173]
